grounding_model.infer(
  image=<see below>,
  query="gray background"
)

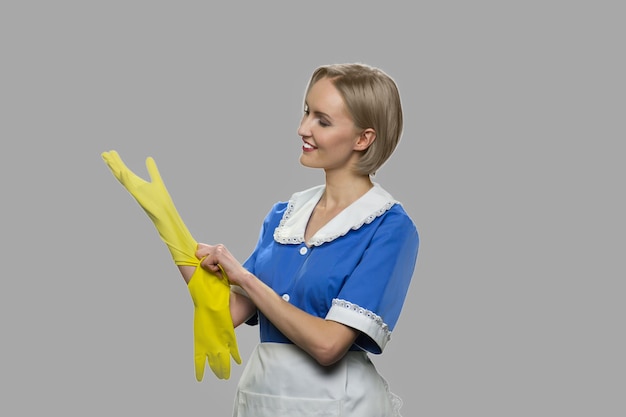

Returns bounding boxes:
[1,1,624,416]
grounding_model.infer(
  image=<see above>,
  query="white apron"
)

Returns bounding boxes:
[232,343,402,417]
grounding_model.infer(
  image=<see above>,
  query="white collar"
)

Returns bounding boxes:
[273,183,397,246]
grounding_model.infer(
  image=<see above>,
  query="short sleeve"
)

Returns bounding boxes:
[325,207,419,353]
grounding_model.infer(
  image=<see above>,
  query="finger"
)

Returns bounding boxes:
[219,354,230,380]
[145,156,164,185]
[102,151,130,184]
[101,150,122,177]
[195,246,210,259]
[101,149,117,163]
[208,352,229,380]
[194,352,206,382]
[230,344,242,365]
[195,242,211,254]
[199,255,210,269]
[102,150,142,186]
[102,150,124,170]
[200,255,221,274]
[217,265,230,283]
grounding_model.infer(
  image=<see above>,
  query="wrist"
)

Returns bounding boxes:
[237,270,256,289]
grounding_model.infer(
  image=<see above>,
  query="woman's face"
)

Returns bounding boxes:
[297,77,362,173]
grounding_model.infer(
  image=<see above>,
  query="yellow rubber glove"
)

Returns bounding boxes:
[101,150,197,266]
[101,150,242,380]
[188,264,242,381]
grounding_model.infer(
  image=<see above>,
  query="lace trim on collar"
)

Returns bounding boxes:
[273,183,397,246]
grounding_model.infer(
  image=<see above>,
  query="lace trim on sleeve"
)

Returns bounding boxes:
[327,299,392,351]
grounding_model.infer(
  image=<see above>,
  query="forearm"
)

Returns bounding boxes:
[178,265,255,328]
[178,265,195,284]
[238,271,358,366]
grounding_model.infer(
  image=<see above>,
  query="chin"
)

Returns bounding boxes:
[299,155,318,169]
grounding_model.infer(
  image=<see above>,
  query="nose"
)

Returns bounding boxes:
[297,114,311,137]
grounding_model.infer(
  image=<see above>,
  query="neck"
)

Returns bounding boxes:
[320,170,373,209]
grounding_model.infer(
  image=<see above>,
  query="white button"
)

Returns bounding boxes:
[299,246,308,255]
[282,294,290,302]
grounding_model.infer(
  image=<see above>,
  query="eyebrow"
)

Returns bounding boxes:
[305,101,333,120]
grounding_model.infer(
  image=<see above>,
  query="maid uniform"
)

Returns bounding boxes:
[232,183,419,417]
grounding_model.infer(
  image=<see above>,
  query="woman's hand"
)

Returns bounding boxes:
[195,243,249,287]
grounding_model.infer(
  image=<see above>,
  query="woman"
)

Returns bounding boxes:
[183,63,419,416]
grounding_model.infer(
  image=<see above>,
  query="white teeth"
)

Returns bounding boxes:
[303,142,315,149]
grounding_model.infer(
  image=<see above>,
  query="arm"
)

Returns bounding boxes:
[196,244,359,366]
[238,271,359,366]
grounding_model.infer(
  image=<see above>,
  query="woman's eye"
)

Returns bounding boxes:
[302,105,329,127]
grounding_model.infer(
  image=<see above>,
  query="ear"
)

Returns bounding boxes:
[354,128,376,151]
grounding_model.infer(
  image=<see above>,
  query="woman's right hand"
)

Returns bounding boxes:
[195,243,250,287]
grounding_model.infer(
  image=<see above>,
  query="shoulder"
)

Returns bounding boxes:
[363,183,418,236]
[367,187,419,252]
[373,183,417,228]
[382,202,418,231]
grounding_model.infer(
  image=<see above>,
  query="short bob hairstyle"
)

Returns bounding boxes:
[304,63,403,176]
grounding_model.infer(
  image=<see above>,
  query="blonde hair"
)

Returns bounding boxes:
[305,63,403,175]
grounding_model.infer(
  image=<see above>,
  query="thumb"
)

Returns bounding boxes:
[145,156,164,185]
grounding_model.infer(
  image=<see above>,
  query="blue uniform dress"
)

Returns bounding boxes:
[232,183,419,417]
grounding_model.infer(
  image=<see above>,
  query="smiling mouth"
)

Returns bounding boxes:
[302,142,317,150]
